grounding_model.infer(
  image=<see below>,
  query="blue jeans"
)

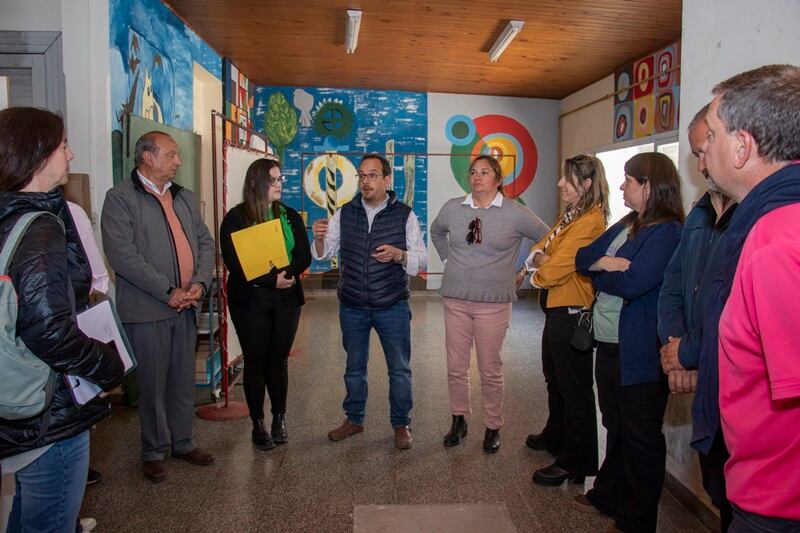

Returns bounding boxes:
[7,430,90,533]
[340,300,412,428]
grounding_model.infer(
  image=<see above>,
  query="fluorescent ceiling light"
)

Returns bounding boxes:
[345,9,362,54]
[488,20,524,63]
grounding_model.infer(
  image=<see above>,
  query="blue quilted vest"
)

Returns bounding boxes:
[338,192,411,309]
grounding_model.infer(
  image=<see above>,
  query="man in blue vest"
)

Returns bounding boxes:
[312,154,428,450]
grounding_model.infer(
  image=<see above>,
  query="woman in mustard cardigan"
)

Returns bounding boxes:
[520,155,609,486]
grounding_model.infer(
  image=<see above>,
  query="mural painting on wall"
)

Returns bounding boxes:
[254,86,427,273]
[445,114,538,203]
[109,0,221,184]
[127,30,174,124]
[223,59,258,147]
[614,41,680,142]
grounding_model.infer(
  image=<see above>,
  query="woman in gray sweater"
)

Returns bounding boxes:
[430,155,549,453]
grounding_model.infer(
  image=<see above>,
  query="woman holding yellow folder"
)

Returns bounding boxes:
[220,158,311,450]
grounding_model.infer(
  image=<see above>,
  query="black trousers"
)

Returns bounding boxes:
[228,302,302,421]
[730,505,800,533]
[699,429,733,531]
[587,342,669,533]
[540,308,598,475]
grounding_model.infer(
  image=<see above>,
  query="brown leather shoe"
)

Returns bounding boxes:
[327,419,364,441]
[394,425,412,450]
[173,448,215,466]
[572,494,600,514]
[142,460,166,483]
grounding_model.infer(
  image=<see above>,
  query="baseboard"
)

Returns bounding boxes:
[664,471,720,531]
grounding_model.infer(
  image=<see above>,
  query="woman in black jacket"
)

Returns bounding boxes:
[220,158,311,450]
[0,107,124,532]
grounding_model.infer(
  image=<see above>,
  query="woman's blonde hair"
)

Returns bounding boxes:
[563,155,610,225]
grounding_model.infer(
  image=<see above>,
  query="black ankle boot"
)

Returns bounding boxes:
[443,415,468,448]
[252,419,275,450]
[271,413,288,445]
[483,427,500,453]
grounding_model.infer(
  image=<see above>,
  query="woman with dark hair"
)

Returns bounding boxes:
[523,155,610,487]
[0,106,124,532]
[220,158,311,450]
[573,152,684,532]
[431,154,549,453]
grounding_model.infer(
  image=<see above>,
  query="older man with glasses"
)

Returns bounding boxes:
[312,153,427,450]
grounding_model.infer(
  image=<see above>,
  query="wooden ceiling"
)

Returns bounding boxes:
[166,0,682,99]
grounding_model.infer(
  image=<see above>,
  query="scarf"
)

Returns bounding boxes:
[542,204,582,254]
[258,203,295,262]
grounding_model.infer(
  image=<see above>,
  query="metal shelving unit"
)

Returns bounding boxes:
[195,279,222,401]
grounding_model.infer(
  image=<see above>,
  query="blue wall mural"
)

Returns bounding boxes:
[109,0,220,130]
[109,0,221,183]
[253,86,428,273]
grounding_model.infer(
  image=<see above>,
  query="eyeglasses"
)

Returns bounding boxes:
[269,175,287,186]
[357,172,383,182]
[466,217,482,245]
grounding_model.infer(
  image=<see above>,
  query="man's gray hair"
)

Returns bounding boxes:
[134,131,169,166]
[712,64,800,162]
[687,103,710,133]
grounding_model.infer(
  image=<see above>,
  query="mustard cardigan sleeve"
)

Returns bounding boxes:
[531,207,606,289]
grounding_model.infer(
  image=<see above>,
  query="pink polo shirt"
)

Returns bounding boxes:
[719,203,800,520]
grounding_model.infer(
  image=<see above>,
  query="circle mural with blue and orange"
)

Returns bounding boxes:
[446,114,538,199]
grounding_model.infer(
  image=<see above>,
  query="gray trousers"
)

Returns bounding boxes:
[125,311,197,461]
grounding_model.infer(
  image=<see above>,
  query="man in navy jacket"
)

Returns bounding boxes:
[658,105,736,530]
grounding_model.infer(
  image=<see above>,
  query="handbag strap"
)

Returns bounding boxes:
[1,212,62,275]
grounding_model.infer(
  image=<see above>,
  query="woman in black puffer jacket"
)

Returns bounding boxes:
[0,107,124,532]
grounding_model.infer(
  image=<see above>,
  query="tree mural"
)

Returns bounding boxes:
[264,92,298,165]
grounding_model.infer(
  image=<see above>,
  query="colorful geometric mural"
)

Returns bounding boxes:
[614,41,680,142]
[223,59,256,145]
[445,114,538,200]
[253,86,428,273]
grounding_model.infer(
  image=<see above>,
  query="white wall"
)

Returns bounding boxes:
[192,62,223,231]
[560,75,614,160]
[0,76,8,109]
[60,0,113,232]
[1,1,112,235]
[0,0,62,31]
[679,0,800,208]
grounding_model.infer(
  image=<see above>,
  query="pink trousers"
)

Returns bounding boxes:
[443,297,512,430]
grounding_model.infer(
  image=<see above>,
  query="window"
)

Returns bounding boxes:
[594,138,679,223]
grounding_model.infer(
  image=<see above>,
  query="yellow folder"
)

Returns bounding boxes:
[230,219,289,281]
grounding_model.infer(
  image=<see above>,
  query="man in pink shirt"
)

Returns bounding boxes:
[701,64,800,531]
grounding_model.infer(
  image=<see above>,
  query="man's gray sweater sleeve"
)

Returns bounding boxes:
[101,188,173,303]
